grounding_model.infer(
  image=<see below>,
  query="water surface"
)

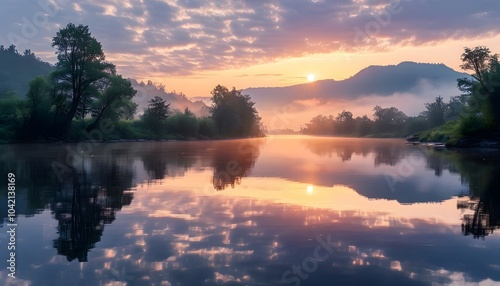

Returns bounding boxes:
[1,136,499,285]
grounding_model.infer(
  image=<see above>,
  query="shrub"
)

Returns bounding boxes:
[458,114,486,136]
[198,117,217,138]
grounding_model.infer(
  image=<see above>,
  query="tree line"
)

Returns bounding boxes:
[301,46,500,143]
[0,23,264,142]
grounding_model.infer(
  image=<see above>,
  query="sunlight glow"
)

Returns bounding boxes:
[307,185,314,194]
[307,74,315,82]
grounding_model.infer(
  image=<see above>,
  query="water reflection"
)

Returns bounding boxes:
[0,136,500,285]
[0,143,136,262]
[211,140,262,190]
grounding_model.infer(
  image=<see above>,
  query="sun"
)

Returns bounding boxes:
[307,185,314,194]
[307,74,315,82]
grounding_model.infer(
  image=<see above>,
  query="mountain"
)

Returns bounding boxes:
[0,49,209,117]
[130,79,210,117]
[243,62,472,130]
[0,48,53,97]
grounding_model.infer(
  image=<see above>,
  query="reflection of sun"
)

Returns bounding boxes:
[307,74,315,82]
[307,185,314,194]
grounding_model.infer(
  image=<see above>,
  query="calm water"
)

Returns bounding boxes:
[1,136,500,285]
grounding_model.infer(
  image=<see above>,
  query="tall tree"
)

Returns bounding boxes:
[458,46,500,128]
[423,96,447,128]
[210,85,262,138]
[142,96,170,138]
[51,23,115,136]
[86,75,137,131]
[18,77,53,139]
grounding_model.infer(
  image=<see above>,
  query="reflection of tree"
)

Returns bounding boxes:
[212,139,264,190]
[141,143,196,180]
[0,144,135,261]
[302,138,369,161]
[301,138,404,165]
[52,159,134,262]
[372,146,405,167]
[453,154,500,239]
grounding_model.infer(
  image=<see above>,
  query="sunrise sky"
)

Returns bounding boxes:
[1,0,499,98]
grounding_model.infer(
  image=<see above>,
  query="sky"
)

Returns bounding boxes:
[1,0,500,99]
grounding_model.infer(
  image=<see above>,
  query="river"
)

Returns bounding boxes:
[0,136,499,285]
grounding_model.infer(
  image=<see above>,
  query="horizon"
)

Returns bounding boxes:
[1,0,499,98]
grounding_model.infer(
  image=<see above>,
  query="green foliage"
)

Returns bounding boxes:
[354,115,374,136]
[16,77,54,140]
[373,106,407,133]
[86,75,137,131]
[404,116,428,135]
[166,109,199,138]
[51,23,116,136]
[0,93,22,140]
[458,114,487,136]
[210,85,263,138]
[422,96,446,127]
[458,46,500,129]
[141,96,170,138]
[198,117,217,138]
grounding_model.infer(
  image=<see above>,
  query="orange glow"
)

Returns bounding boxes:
[117,35,500,98]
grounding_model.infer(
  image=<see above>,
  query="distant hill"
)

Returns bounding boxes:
[0,47,209,117]
[243,62,472,130]
[130,79,210,117]
[0,47,53,97]
[244,62,470,106]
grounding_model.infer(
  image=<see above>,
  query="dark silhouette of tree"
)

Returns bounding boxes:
[210,85,263,138]
[50,23,115,136]
[373,106,407,133]
[335,110,355,135]
[355,115,374,136]
[86,75,137,131]
[300,115,334,135]
[17,77,53,140]
[141,96,170,138]
[422,96,447,127]
[458,46,500,129]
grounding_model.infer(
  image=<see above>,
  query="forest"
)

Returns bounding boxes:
[0,23,264,142]
[1,24,498,145]
[300,46,500,145]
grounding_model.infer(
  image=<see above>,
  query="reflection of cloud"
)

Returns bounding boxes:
[3,169,500,285]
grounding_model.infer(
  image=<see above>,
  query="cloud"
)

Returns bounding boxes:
[1,0,499,77]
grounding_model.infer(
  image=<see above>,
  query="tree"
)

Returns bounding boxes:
[210,85,262,138]
[142,96,170,138]
[458,46,500,129]
[355,115,373,136]
[86,75,137,131]
[422,96,447,128]
[300,115,334,135]
[335,110,355,135]
[51,23,115,136]
[373,106,407,133]
[18,77,53,139]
